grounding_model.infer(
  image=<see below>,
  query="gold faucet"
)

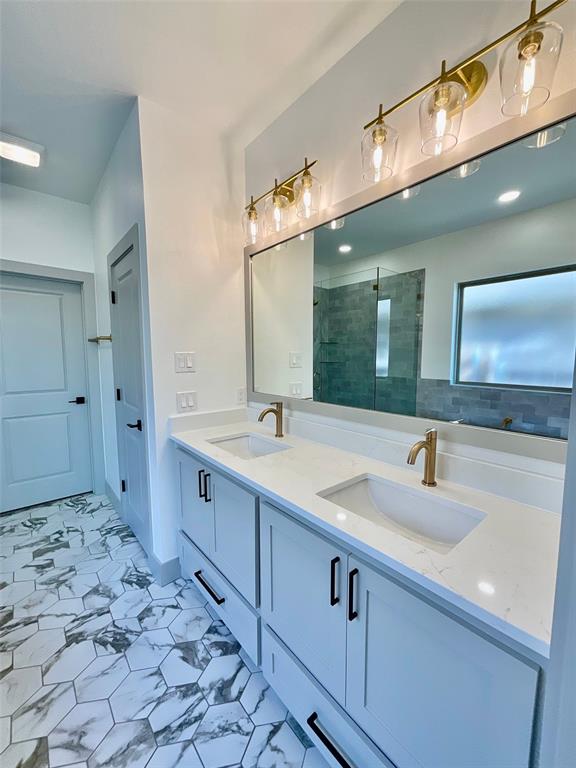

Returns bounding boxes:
[407,428,438,487]
[257,402,284,438]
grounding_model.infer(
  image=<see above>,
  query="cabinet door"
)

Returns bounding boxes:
[346,557,539,768]
[212,473,258,606]
[260,502,347,704]
[178,450,214,557]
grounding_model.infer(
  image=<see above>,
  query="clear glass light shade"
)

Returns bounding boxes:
[448,159,482,179]
[500,21,563,116]
[523,121,566,148]
[264,190,290,234]
[420,80,466,156]
[396,185,421,200]
[361,121,398,182]
[294,170,321,219]
[243,206,260,246]
[324,217,345,230]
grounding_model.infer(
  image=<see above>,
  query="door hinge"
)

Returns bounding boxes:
[116,388,121,401]
[111,290,116,304]
[121,479,126,493]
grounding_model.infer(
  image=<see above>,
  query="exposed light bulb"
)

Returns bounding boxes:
[273,201,282,232]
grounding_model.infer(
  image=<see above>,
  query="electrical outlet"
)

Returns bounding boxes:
[289,351,302,368]
[177,391,197,412]
[289,382,303,396]
[175,352,196,373]
[236,387,247,404]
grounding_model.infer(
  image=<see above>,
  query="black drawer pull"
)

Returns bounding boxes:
[127,419,142,431]
[198,469,206,499]
[194,570,225,605]
[330,556,340,606]
[348,568,359,621]
[307,712,354,768]
[203,472,212,503]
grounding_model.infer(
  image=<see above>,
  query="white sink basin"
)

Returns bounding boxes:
[207,433,290,460]
[319,474,486,553]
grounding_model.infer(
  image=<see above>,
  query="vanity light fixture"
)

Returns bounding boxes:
[0,132,43,167]
[294,158,321,220]
[498,189,521,203]
[338,244,352,254]
[245,159,319,243]
[396,185,421,200]
[448,159,482,179]
[361,0,566,178]
[361,104,399,182]
[324,217,345,230]
[523,120,566,147]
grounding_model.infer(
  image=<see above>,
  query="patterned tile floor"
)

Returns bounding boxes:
[0,494,328,768]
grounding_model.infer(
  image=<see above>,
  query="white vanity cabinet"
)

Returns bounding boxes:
[260,502,539,768]
[260,501,348,703]
[177,448,258,606]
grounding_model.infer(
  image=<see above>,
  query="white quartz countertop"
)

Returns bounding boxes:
[170,421,560,658]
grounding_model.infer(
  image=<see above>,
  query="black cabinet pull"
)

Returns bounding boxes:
[348,568,359,621]
[198,469,206,499]
[307,713,354,768]
[203,472,212,503]
[127,419,142,431]
[68,396,86,404]
[194,570,225,605]
[330,556,340,606]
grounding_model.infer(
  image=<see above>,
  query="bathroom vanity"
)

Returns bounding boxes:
[171,422,559,768]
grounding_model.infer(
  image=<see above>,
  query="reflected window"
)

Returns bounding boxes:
[376,298,391,377]
[456,268,576,389]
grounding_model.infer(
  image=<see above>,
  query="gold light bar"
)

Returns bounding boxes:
[246,159,318,210]
[363,0,567,130]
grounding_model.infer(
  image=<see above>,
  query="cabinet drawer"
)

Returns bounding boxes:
[262,624,393,768]
[179,531,260,666]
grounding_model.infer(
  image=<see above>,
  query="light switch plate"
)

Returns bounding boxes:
[175,352,196,373]
[236,387,247,404]
[177,391,197,412]
[289,351,302,368]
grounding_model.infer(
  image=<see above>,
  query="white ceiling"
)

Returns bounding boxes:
[0,0,401,203]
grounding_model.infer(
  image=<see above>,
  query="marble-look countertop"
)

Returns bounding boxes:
[170,421,560,659]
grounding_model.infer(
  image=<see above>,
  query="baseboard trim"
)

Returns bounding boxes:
[105,481,121,516]
[149,554,181,586]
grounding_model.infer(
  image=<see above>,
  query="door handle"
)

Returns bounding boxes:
[68,396,86,404]
[198,469,206,499]
[127,419,143,431]
[348,568,359,621]
[306,713,355,768]
[330,556,340,606]
[194,570,225,605]
[203,472,212,503]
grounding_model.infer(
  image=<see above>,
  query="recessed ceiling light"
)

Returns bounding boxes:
[338,244,352,254]
[0,132,43,168]
[396,185,421,200]
[478,581,495,596]
[498,190,521,204]
[448,159,481,179]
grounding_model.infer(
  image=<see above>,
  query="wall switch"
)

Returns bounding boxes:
[289,351,302,368]
[236,387,247,404]
[289,382,303,396]
[177,391,197,412]
[175,352,196,373]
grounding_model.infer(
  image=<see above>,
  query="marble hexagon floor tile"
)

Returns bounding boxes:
[0,493,328,768]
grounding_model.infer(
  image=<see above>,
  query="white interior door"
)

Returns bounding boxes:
[109,237,150,552]
[0,273,92,511]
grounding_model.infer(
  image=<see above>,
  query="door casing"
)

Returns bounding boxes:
[0,259,105,500]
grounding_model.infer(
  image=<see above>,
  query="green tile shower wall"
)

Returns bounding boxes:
[313,272,571,439]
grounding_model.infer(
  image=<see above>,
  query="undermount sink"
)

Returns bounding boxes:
[207,433,290,460]
[318,474,486,553]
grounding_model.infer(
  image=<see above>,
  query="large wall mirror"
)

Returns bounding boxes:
[251,117,576,440]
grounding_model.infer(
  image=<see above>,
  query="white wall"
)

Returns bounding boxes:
[324,199,576,380]
[90,101,152,499]
[252,237,314,398]
[137,97,246,564]
[0,183,93,271]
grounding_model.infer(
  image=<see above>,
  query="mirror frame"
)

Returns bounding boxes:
[245,90,576,463]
